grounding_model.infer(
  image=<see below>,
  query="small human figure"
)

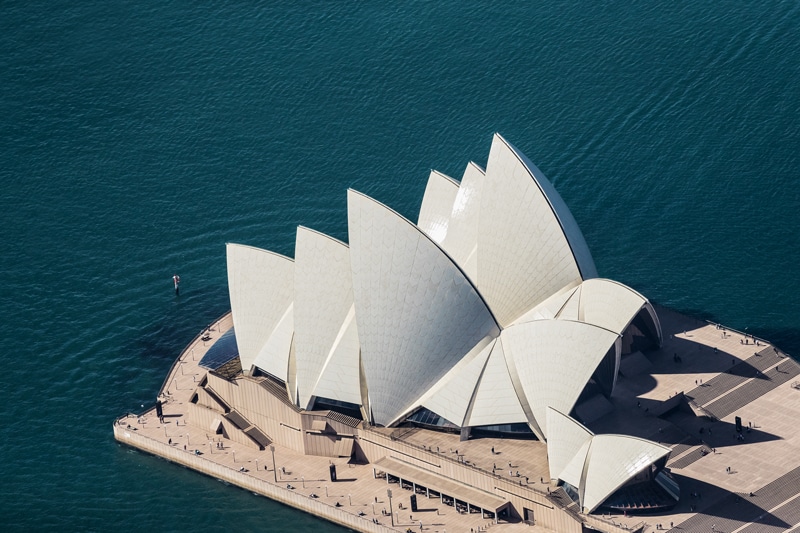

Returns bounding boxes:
[173,274,181,295]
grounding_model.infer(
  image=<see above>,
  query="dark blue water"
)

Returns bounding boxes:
[2,1,798,530]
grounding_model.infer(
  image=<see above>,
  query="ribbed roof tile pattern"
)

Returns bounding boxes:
[546,407,593,482]
[418,337,495,426]
[582,435,671,513]
[311,306,362,406]
[477,134,597,326]
[501,319,619,438]
[440,162,485,283]
[226,243,294,377]
[417,170,459,245]
[224,135,668,514]
[293,227,358,409]
[465,339,528,427]
[252,303,294,381]
[347,189,500,426]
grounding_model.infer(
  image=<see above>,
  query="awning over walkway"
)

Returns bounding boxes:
[374,456,507,512]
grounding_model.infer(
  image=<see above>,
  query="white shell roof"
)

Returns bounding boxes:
[582,435,671,513]
[477,134,597,326]
[512,284,580,324]
[311,306,362,406]
[417,170,459,245]
[347,189,500,426]
[500,319,619,438]
[546,407,593,482]
[226,243,294,378]
[465,339,529,427]
[559,439,591,490]
[223,136,666,513]
[544,408,671,513]
[556,278,657,336]
[441,161,485,283]
[252,303,294,381]
[293,227,360,409]
[416,337,495,426]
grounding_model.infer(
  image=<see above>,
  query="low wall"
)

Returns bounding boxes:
[113,424,394,533]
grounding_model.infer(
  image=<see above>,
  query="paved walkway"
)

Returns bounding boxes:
[118,313,554,533]
[118,305,800,533]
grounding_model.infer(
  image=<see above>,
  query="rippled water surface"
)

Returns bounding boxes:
[2,1,799,530]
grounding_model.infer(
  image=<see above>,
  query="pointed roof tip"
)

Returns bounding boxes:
[428,169,460,187]
[547,406,594,436]
[466,160,486,173]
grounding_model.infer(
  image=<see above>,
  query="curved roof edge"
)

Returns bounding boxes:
[293,226,357,409]
[226,243,295,377]
[348,188,500,329]
[495,134,598,280]
[442,161,485,284]
[347,189,501,426]
[501,319,620,438]
[582,434,671,513]
[546,407,593,481]
[418,170,460,245]
[579,278,662,343]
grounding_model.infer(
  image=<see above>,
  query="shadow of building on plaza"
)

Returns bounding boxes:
[661,411,781,450]
[662,474,791,532]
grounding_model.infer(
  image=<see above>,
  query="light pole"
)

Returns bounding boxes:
[255,459,258,472]
[387,489,394,526]
[270,445,276,482]
[325,486,328,497]
[348,494,352,506]
[302,476,305,488]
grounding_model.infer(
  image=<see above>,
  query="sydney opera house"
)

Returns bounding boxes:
[203,133,675,516]
[117,134,800,532]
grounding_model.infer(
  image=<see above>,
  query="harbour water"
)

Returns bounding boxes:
[1,2,798,530]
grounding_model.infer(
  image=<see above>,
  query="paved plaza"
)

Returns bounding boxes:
[117,304,800,533]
